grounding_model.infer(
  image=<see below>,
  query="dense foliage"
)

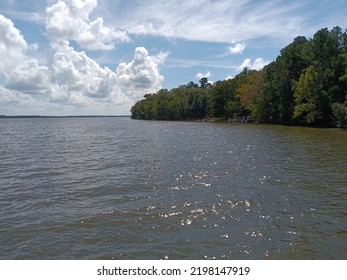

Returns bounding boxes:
[131,27,347,127]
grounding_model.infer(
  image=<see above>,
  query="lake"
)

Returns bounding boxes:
[0,117,346,259]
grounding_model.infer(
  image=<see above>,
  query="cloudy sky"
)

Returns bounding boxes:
[1,0,346,115]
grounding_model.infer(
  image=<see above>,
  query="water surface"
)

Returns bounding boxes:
[0,117,346,259]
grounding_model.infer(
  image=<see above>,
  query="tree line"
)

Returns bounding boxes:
[131,26,347,128]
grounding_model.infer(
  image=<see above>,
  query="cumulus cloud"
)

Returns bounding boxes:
[47,45,166,108]
[229,42,246,54]
[0,14,28,73]
[0,4,167,115]
[115,47,165,99]
[49,44,165,106]
[5,59,51,94]
[239,58,269,71]
[0,85,41,113]
[49,44,111,105]
[46,0,129,50]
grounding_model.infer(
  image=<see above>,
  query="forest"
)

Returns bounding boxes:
[131,27,347,128]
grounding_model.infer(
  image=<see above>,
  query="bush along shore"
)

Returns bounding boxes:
[131,27,347,128]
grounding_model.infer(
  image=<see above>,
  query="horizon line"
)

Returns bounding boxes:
[0,115,131,119]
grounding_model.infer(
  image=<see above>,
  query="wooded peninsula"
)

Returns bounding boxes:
[131,27,347,128]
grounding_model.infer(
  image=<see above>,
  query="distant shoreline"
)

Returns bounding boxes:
[0,115,130,119]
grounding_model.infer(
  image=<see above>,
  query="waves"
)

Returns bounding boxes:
[0,118,346,259]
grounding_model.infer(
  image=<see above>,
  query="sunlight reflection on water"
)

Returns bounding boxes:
[0,118,346,259]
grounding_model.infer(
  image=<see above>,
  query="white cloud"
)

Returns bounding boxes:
[46,0,129,50]
[103,0,316,44]
[1,44,166,114]
[115,47,166,99]
[0,86,42,114]
[229,42,246,54]
[0,8,166,115]
[51,42,121,103]
[239,58,269,71]
[252,58,270,70]
[196,71,212,80]
[5,59,51,94]
[50,44,165,106]
[152,51,170,65]
[0,14,28,73]
[195,71,215,84]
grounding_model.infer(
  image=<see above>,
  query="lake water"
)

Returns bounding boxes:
[0,117,346,259]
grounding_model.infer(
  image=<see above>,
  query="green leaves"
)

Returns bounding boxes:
[293,66,324,125]
[131,26,347,128]
[131,87,210,120]
[332,99,347,128]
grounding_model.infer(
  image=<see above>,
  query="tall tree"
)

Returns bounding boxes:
[310,27,344,103]
[280,36,309,82]
[293,65,327,125]
[259,59,292,123]
[237,70,263,118]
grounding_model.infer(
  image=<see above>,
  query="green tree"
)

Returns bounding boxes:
[131,26,347,128]
[211,78,237,118]
[338,29,347,93]
[186,81,199,88]
[310,27,345,104]
[332,99,347,128]
[199,77,212,88]
[293,66,328,125]
[281,36,309,82]
[237,70,263,118]
[259,59,292,123]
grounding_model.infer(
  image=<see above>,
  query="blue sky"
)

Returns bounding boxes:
[1,0,346,115]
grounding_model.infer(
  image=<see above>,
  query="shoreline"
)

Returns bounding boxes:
[131,117,347,130]
[0,115,130,119]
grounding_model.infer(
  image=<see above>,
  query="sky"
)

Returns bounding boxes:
[0,0,346,116]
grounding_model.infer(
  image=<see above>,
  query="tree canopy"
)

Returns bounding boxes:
[131,26,347,128]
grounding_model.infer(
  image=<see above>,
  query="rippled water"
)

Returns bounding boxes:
[0,117,346,259]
